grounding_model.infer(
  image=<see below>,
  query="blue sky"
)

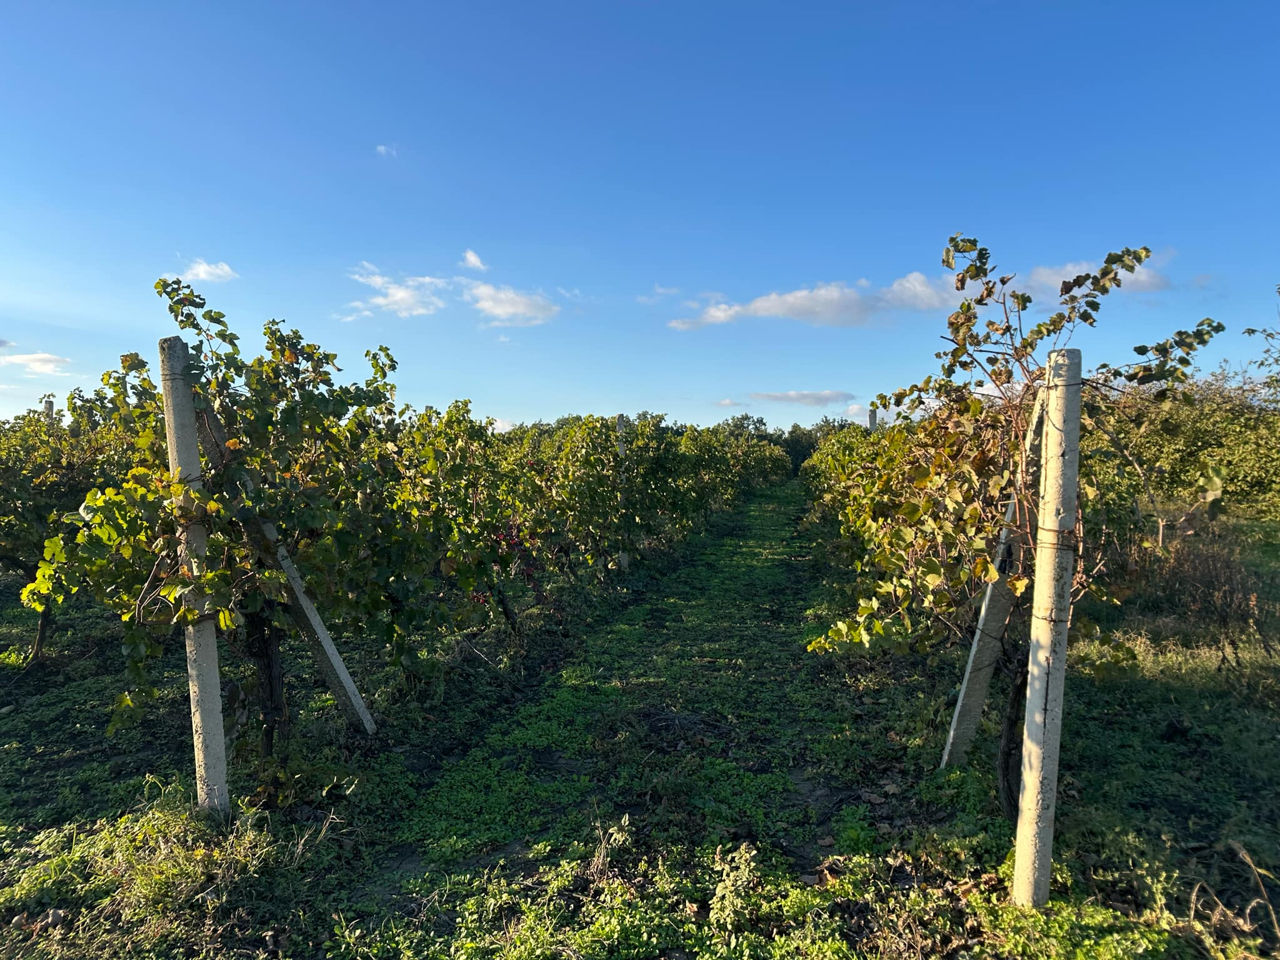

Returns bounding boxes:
[1,1,1276,427]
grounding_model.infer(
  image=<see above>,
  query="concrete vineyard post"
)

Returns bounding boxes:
[43,399,55,421]
[616,414,629,572]
[158,337,230,814]
[941,391,1044,768]
[868,409,877,431]
[1013,349,1082,907]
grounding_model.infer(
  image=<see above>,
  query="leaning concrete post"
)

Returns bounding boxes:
[191,408,376,736]
[616,414,629,572]
[158,337,230,813]
[275,548,377,735]
[941,391,1044,768]
[1013,349,1082,907]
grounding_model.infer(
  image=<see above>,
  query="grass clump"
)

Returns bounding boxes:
[0,781,343,958]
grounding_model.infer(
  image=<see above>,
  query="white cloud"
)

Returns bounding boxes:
[460,249,489,271]
[673,252,1175,331]
[845,403,865,417]
[376,144,397,158]
[716,398,744,407]
[750,390,855,407]
[336,303,374,324]
[879,271,951,310]
[1022,258,1170,302]
[0,352,72,376]
[464,282,559,327]
[1125,263,1171,292]
[184,258,238,283]
[350,262,447,317]
[341,258,563,330]
[637,283,680,304]
[491,417,516,433]
[496,334,511,343]
[671,272,950,330]
[973,380,1006,399]
[1023,261,1094,302]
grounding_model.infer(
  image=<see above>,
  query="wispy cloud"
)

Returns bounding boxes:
[460,249,489,271]
[750,390,855,407]
[376,144,397,158]
[491,417,516,433]
[0,352,72,376]
[1022,261,1092,302]
[464,282,559,327]
[716,397,744,407]
[638,283,680,304]
[879,272,951,310]
[1125,263,1171,292]
[1022,257,1170,302]
[184,258,238,283]
[0,339,12,349]
[336,303,375,324]
[671,272,950,331]
[343,256,564,330]
[350,262,447,317]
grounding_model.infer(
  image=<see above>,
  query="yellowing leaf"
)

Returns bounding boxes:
[975,555,1000,584]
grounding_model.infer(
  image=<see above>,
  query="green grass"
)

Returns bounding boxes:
[0,481,1276,957]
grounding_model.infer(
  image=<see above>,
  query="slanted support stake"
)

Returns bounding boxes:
[941,391,1044,768]
[192,405,376,736]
